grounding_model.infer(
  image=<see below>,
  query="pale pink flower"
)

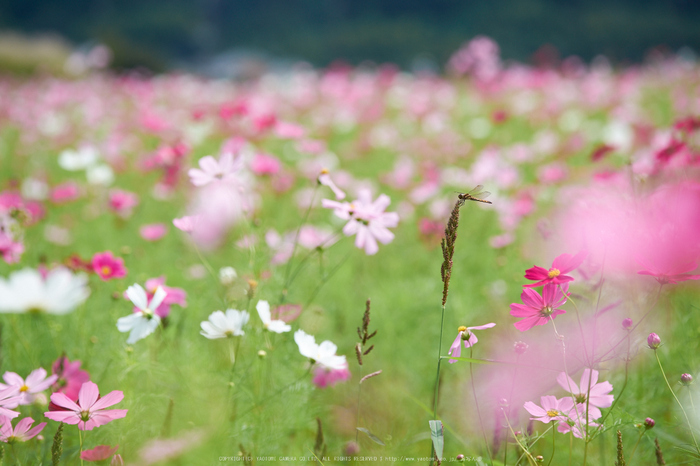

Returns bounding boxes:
[524,251,587,288]
[447,323,496,363]
[44,381,127,430]
[0,416,46,443]
[322,189,399,255]
[108,190,139,217]
[0,387,20,419]
[250,153,281,176]
[558,369,613,420]
[188,152,242,186]
[537,163,568,184]
[524,396,574,424]
[81,444,119,461]
[0,232,23,264]
[91,251,127,281]
[317,170,346,200]
[140,223,167,241]
[275,121,306,139]
[0,368,57,405]
[172,215,197,233]
[510,283,568,332]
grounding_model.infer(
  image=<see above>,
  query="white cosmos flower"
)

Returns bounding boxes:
[294,330,347,370]
[0,268,89,314]
[117,284,167,344]
[58,146,99,171]
[200,309,249,339]
[256,300,291,333]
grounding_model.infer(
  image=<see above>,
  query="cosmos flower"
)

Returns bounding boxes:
[81,445,119,462]
[116,284,166,344]
[0,416,46,443]
[510,283,568,331]
[322,189,399,255]
[91,251,127,281]
[108,190,139,217]
[0,267,89,314]
[200,309,249,339]
[51,355,91,402]
[188,152,243,186]
[557,369,613,420]
[256,300,291,333]
[523,251,587,288]
[0,368,57,405]
[447,323,496,363]
[294,330,347,371]
[524,396,574,425]
[44,381,127,431]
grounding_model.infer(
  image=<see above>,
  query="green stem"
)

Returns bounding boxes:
[282,185,319,297]
[79,429,84,466]
[546,424,556,466]
[303,249,351,309]
[470,346,493,465]
[598,332,631,427]
[655,350,700,454]
[501,411,537,466]
[430,304,446,466]
[355,365,364,443]
[627,431,645,464]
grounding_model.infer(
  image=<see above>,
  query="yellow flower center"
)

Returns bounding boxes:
[19,385,29,392]
[320,168,329,174]
[546,409,559,418]
[101,266,112,276]
[80,410,91,422]
[547,268,561,278]
[457,326,467,332]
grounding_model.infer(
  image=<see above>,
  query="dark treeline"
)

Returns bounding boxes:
[1,0,699,70]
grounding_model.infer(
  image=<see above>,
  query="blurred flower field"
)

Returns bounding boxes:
[1,38,700,464]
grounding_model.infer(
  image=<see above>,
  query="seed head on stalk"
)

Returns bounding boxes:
[441,199,463,306]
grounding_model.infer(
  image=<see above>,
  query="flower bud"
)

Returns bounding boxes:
[344,441,360,456]
[681,373,693,386]
[219,267,237,286]
[647,333,661,350]
[257,350,267,359]
[456,454,465,461]
[535,455,544,463]
[622,318,633,330]
[514,341,529,355]
[644,418,655,429]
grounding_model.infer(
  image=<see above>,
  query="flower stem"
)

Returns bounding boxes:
[655,350,700,454]
[627,430,645,464]
[282,185,318,298]
[355,365,364,443]
[500,411,537,466]
[429,304,446,465]
[546,424,556,466]
[79,429,84,466]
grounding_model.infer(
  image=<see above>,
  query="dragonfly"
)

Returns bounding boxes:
[455,185,492,205]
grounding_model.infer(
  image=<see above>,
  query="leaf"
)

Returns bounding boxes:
[429,420,444,460]
[356,427,385,446]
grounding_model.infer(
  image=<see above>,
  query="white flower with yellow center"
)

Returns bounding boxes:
[117,284,167,344]
[256,300,291,333]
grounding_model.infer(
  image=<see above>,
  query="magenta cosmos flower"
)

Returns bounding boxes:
[510,283,568,331]
[523,251,587,288]
[322,189,399,255]
[524,396,574,424]
[91,251,127,281]
[81,444,119,461]
[557,369,613,420]
[0,416,46,443]
[447,323,496,363]
[51,355,91,402]
[45,381,127,431]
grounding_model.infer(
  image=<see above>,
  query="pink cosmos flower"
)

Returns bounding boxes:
[447,323,496,363]
[524,396,574,424]
[140,276,187,318]
[322,189,399,255]
[0,232,23,264]
[140,223,167,241]
[557,369,613,420]
[44,381,127,430]
[0,387,21,419]
[81,444,119,461]
[0,416,46,443]
[50,182,80,203]
[0,368,58,405]
[510,283,568,331]
[51,355,91,402]
[275,121,306,139]
[188,152,242,186]
[524,251,587,288]
[250,153,281,176]
[312,364,351,388]
[108,190,139,217]
[91,251,127,281]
